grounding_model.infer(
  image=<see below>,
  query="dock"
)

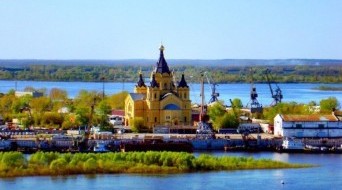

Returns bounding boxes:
[1,131,342,153]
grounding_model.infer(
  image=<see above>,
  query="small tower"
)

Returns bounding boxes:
[154,44,174,96]
[177,73,191,125]
[149,74,160,101]
[177,74,189,100]
[134,71,147,94]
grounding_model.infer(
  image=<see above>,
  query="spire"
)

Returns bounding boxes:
[178,74,188,88]
[150,74,159,88]
[155,44,171,74]
[136,72,146,87]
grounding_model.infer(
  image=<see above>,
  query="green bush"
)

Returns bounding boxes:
[0,151,310,178]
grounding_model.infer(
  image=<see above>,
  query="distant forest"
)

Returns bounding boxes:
[0,59,341,83]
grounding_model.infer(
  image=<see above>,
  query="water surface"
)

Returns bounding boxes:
[0,152,340,190]
[0,80,341,105]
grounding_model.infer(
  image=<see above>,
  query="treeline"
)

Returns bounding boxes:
[0,151,310,177]
[0,64,342,83]
[0,89,128,130]
[207,97,340,128]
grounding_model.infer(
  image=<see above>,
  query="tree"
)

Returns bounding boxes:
[24,86,35,92]
[73,90,101,127]
[30,96,51,113]
[0,93,17,121]
[49,88,68,101]
[129,117,145,133]
[262,102,307,124]
[207,101,226,123]
[62,114,80,130]
[320,97,340,113]
[108,91,128,110]
[11,95,32,113]
[49,88,68,111]
[41,112,64,129]
[308,101,317,106]
[212,111,239,130]
[96,99,112,128]
[231,98,243,109]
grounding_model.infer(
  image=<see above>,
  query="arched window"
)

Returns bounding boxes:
[154,93,157,99]
[184,116,187,122]
[184,92,186,99]
[155,117,157,122]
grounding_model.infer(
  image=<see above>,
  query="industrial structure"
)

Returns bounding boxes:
[246,69,263,113]
[264,69,283,106]
[203,72,220,104]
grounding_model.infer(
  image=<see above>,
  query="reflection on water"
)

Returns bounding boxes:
[272,152,290,162]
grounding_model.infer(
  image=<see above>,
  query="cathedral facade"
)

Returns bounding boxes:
[124,45,191,128]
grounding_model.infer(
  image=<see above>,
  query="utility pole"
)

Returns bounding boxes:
[101,77,105,99]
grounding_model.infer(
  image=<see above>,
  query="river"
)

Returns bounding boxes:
[0,152,341,190]
[0,80,341,105]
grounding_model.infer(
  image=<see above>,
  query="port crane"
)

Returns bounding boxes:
[246,68,263,113]
[196,72,213,137]
[204,72,220,104]
[264,69,283,106]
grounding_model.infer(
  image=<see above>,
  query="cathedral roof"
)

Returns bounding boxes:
[150,74,159,88]
[136,73,146,87]
[155,45,171,74]
[177,74,189,88]
[129,93,145,101]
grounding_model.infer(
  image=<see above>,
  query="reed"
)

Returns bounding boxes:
[0,151,311,178]
[313,85,342,91]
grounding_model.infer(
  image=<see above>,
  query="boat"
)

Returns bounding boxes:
[93,141,109,152]
[281,138,304,151]
[120,138,193,152]
[0,139,11,150]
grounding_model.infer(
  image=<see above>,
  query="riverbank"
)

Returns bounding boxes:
[0,151,310,178]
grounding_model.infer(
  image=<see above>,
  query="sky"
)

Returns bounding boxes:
[0,0,341,60]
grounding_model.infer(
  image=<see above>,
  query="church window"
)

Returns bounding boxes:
[155,117,157,122]
[184,116,187,122]
[184,93,186,99]
[154,93,157,99]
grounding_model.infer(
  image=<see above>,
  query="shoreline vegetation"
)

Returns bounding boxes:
[0,64,341,83]
[313,85,342,91]
[0,151,311,178]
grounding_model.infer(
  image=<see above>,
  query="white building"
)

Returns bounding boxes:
[15,91,43,98]
[274,113,342,138]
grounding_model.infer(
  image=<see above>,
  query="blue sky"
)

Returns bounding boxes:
[0,0,341,59]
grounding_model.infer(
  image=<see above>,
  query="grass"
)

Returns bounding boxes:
[0,151,311,178]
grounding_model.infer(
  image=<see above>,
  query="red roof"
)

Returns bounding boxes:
[280,114,338,122]
[111,110,125,116]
